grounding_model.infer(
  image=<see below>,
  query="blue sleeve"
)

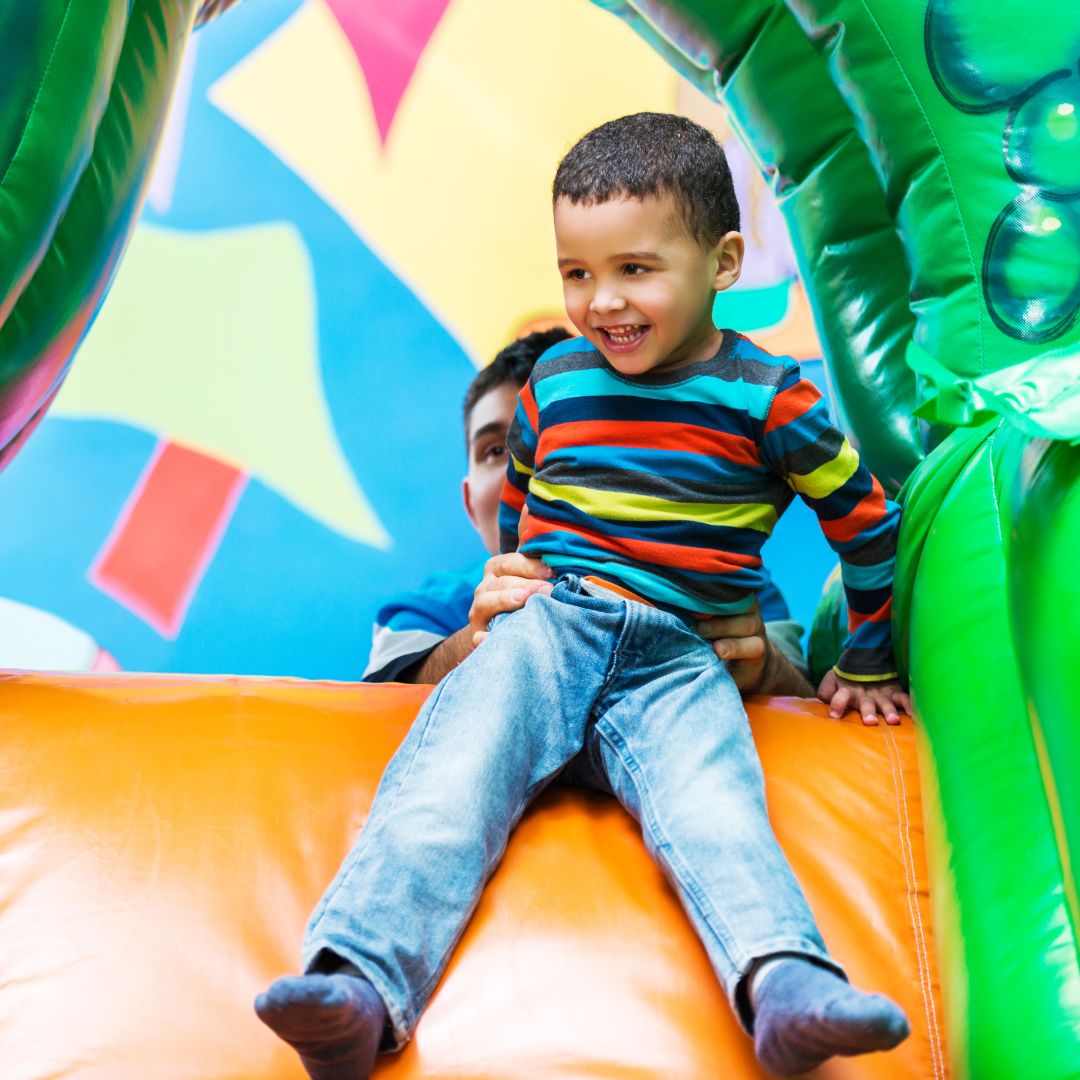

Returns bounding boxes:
[362,560,484,682]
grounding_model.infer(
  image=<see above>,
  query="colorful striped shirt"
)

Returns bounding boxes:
[498,334,900,680]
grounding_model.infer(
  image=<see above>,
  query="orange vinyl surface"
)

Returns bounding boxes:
[0,674,945,1079]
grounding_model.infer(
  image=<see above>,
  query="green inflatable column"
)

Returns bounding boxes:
[1011,440,1080,943]
[896,424,1080,1077]
[0,0,236,472]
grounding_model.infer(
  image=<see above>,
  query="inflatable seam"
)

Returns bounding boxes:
[0,0,76,195]
[882,723,946,1078]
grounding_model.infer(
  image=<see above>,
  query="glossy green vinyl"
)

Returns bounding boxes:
[0,0,206,463]
[1010,439,1080,943]
[5,1,1080,1072]
[898,423,1080,1077]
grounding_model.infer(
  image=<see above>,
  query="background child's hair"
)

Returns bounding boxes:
[463,327,573,439]
[553,112,739,246]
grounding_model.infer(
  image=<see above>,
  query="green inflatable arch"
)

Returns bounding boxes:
[2,1,1078,1075]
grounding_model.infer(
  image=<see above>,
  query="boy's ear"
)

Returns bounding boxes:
[712,231,745,293]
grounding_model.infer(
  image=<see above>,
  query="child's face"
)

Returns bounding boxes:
[554,193,742,377]
[463,381,520,555]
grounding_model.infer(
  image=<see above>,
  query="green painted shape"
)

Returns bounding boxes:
[53,223,389,547]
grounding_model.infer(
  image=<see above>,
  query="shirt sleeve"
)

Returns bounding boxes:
[498,377,539,555]
[362,564,480,682]
[761,364,901,681]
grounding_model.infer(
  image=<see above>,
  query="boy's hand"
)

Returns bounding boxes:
[468,552,552,647]
[816,670,911,726]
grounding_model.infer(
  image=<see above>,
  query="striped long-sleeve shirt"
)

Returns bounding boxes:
[498,334,900,681]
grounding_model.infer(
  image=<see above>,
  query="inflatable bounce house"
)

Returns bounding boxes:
[0,0,1077,1076]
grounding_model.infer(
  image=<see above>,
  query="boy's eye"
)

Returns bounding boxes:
[563,268,589,281]
[623,263,648,275]
[482,444,507,464]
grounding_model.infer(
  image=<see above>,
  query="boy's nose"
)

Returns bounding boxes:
[590,289,626,314]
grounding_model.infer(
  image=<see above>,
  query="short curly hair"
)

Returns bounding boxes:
[553,112,739,247]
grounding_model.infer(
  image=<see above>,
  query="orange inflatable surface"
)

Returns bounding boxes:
[0,674,945,1079]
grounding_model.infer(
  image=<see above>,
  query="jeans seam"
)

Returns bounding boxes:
[308,674,454,935]
[600,726,839,999]
[595,597,631,701]
[406,769,559,1015]
[595,721,749,977]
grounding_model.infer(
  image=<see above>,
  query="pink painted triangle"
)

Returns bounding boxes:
[325,0,452,145]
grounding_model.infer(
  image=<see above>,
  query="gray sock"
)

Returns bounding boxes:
[254,973,388,1080]
[751,957,910,1076]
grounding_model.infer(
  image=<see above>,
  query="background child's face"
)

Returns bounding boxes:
[463,381,520,554]
[554,193,742,376]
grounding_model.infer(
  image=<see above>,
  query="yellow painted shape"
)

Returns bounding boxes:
[529,478,777,532]
[53,223,390,547]
[208,0,678,368]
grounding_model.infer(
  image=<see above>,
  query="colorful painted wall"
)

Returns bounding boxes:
[0,0,835,678]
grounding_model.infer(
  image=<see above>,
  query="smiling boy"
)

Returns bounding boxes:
[255,113,910,1078]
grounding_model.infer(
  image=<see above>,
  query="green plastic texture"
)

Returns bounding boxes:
[0,0,204,464]
[806,564,844,684]
[782,0,1080,437]
[0,1,129,343]
[5,0,1080,1069]
[1011,439,1080,939]
[897,423,1080,1078]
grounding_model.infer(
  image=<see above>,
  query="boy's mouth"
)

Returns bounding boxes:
[597,324,649,351]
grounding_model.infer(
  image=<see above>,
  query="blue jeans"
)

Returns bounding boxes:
[303,576,839,1049]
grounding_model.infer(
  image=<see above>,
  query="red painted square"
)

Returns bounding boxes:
[90,440,247,639]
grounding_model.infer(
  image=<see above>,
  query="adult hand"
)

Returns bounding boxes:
[816,670,912,726]
[696,600,768,693]
[468,551,552,647]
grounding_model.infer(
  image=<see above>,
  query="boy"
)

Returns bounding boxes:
[256,113,910,1077]
[363,328,811,694]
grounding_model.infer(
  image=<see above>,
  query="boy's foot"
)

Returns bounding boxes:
[254,973,388,1080]
[751,958,910,1076]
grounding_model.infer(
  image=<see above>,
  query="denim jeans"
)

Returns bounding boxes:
[303,576,839,1049]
